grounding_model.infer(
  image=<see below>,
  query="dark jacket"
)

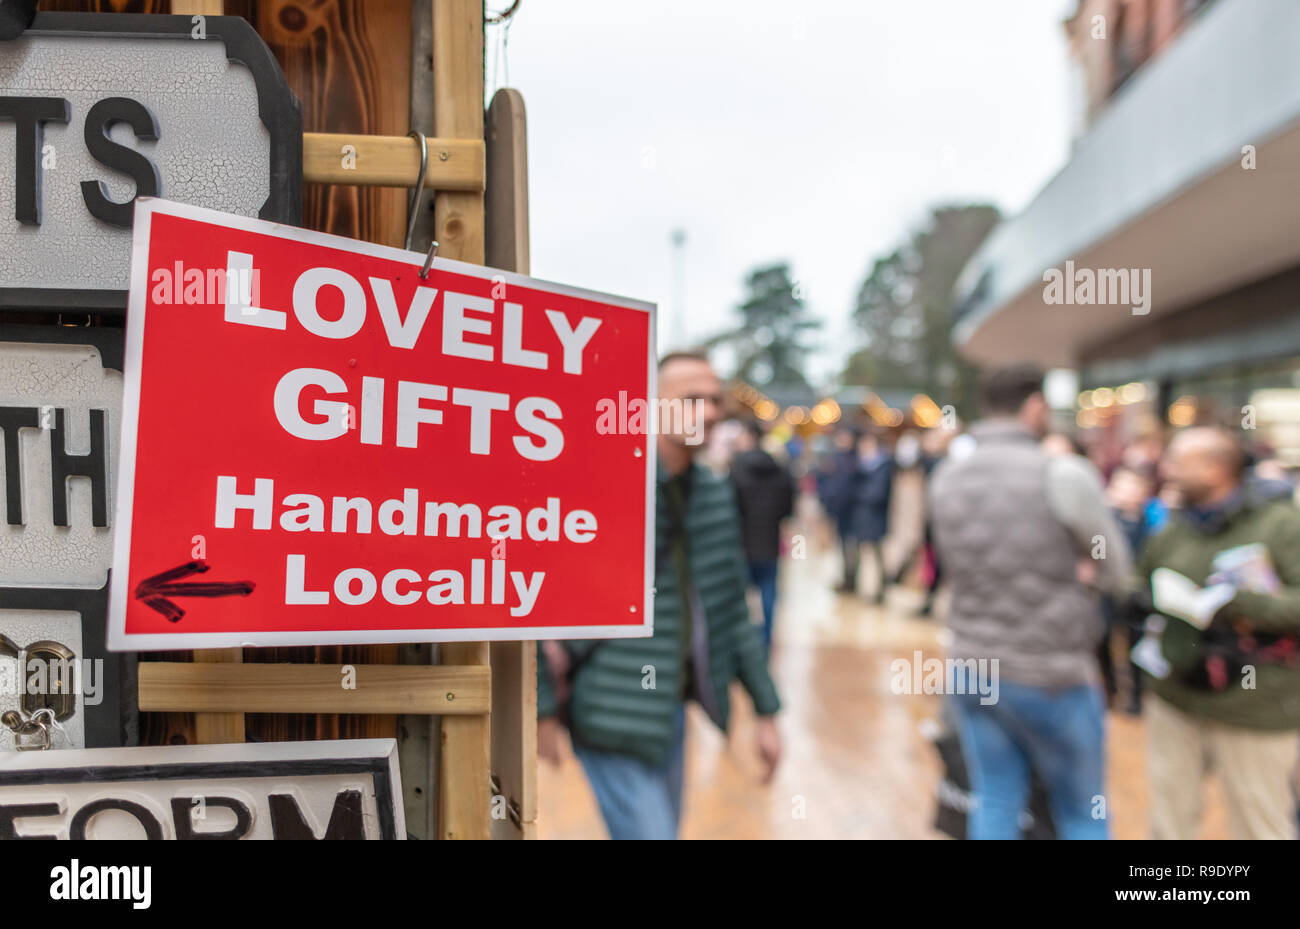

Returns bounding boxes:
[1138,487,1300,730]
[537,461,781,766]
[1116,509,1151,564]
[730,449,795,563]
[817,448,859,532]
[849,454,894,542]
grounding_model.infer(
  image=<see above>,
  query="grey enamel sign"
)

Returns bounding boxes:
[0,12,301,312]
[0,739,406,839]
[0,325,130,752]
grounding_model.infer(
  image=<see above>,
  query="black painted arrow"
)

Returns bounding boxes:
[134,561,255,623]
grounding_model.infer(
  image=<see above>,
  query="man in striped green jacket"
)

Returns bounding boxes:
[537,351,783,839]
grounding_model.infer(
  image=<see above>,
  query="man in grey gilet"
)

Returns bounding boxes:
[929,365,1131,839]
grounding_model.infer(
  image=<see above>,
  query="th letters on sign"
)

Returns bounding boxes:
[0,330,130,750]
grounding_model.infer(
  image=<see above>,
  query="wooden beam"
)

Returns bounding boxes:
[438,641,491,839]
[139,663,490,715]
[485,87,535,840]
[488,642,535,838]
[432,0,486,262]
[303,132,485,190]
[173,0,240,753]
[485,89,530,272]
[434,0,492,841]
[397,0,440,842]
[192,649,245,744]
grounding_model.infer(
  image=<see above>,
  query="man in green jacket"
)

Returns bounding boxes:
[537,351,782,839]
[1138,426,1300,839]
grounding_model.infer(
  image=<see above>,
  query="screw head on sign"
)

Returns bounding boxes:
[439,151,449,161]
[446,692,455,701]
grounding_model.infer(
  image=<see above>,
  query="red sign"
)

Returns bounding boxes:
[108,199,654,650]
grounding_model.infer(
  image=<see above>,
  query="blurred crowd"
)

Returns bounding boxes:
[540,351,1300,841]
[710,363,1300,841]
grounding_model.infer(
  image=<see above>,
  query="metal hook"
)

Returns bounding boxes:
[420,240,440,280]
[404,129,429,252]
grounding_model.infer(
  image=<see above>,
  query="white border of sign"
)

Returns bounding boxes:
[108,197,656,651]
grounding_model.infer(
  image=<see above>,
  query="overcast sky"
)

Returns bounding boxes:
[491,0,1077,386]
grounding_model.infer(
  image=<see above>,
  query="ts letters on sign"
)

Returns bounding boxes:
[0,12,301,311]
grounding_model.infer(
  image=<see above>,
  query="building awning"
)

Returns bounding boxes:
[953,0,1300,367]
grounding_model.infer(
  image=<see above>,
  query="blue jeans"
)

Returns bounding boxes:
[949,679,1109,840]
[573,705,687,839]
[748,560,779,650]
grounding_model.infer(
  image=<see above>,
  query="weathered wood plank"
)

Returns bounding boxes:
[485,88,529,271]
[192,648,246,744]
[433,0,492,842]
[485,87,534,840]
[303,131,484,189]
[140,662,491,714]
[432,0,485,263]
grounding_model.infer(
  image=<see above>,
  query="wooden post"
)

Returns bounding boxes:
[485,87,535,839]
[432,0,486,263]
[191,649,245,745]
[173,0,247,753]
[485,90,530,273]
[397,0,439,840]
[433,0,492,841]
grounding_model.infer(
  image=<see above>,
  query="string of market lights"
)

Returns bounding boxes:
[731,383,950,431]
